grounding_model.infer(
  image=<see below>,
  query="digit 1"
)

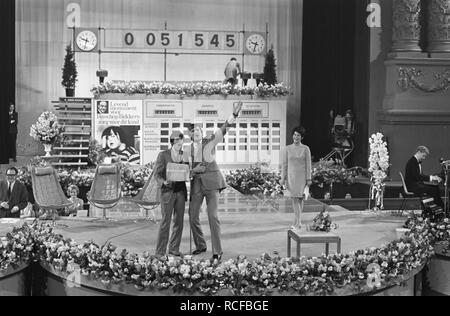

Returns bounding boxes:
[178,33,183,47]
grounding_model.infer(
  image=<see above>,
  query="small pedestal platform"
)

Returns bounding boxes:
[287,229,341,258]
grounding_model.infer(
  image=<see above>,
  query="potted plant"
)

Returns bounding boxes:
[263,47,277,85]
[252,72,264,86]
[96,69,108,84]
[61,44,78,97]
[29,111,63,157]
[240,71,251,86]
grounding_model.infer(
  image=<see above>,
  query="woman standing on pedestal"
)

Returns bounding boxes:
[281,126,312,230]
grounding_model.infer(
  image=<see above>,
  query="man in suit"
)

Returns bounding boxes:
[8,103,18,162]
[154,131,189,257]
[404,146,443,207]
[0,167,28,218]
[188,101,243,261]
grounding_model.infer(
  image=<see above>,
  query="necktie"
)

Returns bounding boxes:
[7,182,11,199]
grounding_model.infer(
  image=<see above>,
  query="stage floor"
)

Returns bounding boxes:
[0,208,408,260]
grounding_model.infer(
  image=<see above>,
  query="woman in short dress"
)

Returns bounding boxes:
[281,126,312,229]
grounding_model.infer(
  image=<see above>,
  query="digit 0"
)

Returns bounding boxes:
[124,33,134,46]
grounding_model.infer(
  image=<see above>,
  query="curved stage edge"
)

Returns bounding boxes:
[36,262,424,297]
[0,263,32,296]
[427,242,450,296]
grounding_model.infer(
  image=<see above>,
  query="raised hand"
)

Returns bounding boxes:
[233,101,243,116]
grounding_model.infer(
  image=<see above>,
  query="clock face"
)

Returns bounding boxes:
[76,30,98,52]
[245,34,266,54]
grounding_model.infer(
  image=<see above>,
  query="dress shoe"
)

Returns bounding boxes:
[192,248,207,255]
[211,253,222,262]
[168,251,183,257]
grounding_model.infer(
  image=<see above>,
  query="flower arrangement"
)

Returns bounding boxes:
[368,133,390,209]
[91,81,290,98]
[310,207,338,232]
[1,214,448,296]
[312,160,365,186]
[225,164,285,197]
[29,111,63,145]
[87,139,106,166]
[121,165,153,197]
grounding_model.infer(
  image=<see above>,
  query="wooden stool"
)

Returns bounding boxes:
[287,229,341,258]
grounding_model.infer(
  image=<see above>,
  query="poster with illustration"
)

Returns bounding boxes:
[93,100,143,165]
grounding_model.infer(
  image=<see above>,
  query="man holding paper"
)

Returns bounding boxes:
[188,101,243,261]
[154,131,189,257]
[281,126,312,230]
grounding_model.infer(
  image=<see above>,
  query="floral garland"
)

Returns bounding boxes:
[225,164,285,197]
[91,81,290,98]
[29,111,63,145]
[1,215,448,296]
[368,133,389,208]
[312,160,365,186]
[310,208,338,232]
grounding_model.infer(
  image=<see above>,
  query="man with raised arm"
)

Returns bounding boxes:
[188,101,243,261]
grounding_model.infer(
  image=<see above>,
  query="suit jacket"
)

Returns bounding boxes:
[154,149,188,200]
[9,111,18,135]
[0,180,28,218]
[191,120,229,191]
[404,156,430,190]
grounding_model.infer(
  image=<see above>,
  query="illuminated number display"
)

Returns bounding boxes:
[115,30,240,51]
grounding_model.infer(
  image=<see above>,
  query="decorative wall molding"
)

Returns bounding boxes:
[397,67,450,92]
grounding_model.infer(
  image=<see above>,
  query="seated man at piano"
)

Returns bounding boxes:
[404,146,443,207]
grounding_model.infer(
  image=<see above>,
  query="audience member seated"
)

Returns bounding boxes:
[0,167,28,218]
[404,146,443,207]
[64,184,84,216]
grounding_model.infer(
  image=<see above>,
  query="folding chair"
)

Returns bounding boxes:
[87,164,122,220]
[398,172,421,216]
[125,170,160,221]
[31,166,73,225]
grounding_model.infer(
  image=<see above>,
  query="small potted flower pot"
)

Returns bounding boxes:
[252,72,264,86]
[65,88,75,97]
[96,69,109,84]
[240,72,251,86]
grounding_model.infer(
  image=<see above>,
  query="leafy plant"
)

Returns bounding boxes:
[87,139,106,166]
[263,47,277,85]
[61,44,78,89]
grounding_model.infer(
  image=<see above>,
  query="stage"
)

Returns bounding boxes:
[0,204,408,261]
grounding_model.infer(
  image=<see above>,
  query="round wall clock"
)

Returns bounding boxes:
[76,30,98,52]
[245,33,266,55]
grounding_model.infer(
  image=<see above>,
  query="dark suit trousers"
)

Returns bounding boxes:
[155,191,185,256]
[9,133,16,159]
[189,177,222,255]
[411,183,443,207]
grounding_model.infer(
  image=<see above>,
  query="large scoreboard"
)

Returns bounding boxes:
[93,96,287,168]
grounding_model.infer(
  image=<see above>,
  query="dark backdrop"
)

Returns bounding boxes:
[0,0,15,164]
[300,0,370,167]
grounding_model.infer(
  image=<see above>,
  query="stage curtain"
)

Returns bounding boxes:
[300,0,369,166]
[0,0,15,164]
[16,0,302,156]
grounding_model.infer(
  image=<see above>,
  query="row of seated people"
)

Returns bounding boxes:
[0,167,84,219]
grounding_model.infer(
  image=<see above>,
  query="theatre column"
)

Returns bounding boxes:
[427,0,450,53]
[392,0,422,52]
